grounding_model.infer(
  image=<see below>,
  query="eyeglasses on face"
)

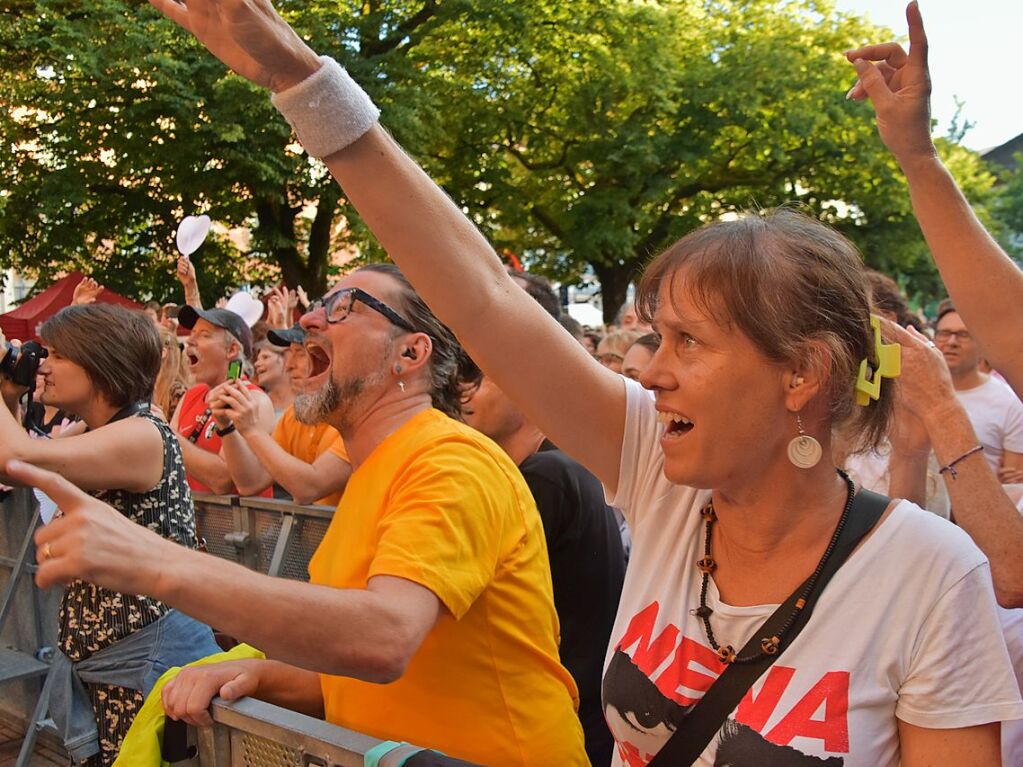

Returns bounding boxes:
[934,329,972,343]
[308,287,416,334]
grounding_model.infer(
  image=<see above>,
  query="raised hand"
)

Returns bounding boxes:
[845,1,935,165]
[72,277,104,306]
[881,319,953,421]
[176,256,197,286]
[294,285,309,310]
[265,285,290,329]
[148,0,321,93]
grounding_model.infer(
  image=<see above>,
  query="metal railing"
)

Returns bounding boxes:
[181,697,481,767]
[190,697,385,767]
[191,494,335,580]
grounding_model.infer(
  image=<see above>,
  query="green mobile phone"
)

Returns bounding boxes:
[227,359,243,380]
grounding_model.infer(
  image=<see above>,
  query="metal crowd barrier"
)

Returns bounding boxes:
[191,494,335,580]
[185,697,390,767]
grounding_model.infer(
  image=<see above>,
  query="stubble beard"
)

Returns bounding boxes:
[293,336,396,428]
[294,375,354,426]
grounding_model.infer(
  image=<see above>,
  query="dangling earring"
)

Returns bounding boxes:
[787,412,822,469]
[394,363,405,393]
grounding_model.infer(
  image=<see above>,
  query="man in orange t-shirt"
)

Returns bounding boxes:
[50,268,586,765]
[213,325,351,506]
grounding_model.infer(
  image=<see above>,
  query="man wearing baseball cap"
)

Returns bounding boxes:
[210,323,352,505]
[171,306,275,495]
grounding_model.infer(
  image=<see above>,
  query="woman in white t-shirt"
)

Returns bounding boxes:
[134,0,1022,764]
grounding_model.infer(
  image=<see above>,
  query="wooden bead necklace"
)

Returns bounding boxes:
[692,468,856,665]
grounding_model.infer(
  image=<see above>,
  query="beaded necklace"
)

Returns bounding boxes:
[692,468,856,665]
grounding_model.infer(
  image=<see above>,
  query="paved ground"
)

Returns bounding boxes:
[0,719,65,767]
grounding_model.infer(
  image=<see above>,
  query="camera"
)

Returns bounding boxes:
[1,341,48,388]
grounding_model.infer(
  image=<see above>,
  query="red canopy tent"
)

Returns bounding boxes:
[0,272,142,341]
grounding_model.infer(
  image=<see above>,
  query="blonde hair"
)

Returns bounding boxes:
[598,330,645,359]
[153,326,192,418]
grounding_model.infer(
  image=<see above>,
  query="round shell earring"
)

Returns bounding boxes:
[787,412,822,469]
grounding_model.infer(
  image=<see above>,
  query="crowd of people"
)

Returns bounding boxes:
[1,0,1022,765]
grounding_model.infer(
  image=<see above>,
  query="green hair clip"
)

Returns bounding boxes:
[855,315,901,406]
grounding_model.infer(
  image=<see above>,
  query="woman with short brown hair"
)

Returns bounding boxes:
[0,304,218,766]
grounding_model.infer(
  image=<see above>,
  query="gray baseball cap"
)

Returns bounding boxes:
[178,306,253,357]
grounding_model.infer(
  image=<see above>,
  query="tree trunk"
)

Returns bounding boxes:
[592,260,632,326]
[305,186,340,296]
[254,189,339,297]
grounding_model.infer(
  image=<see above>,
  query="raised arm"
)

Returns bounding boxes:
[147,0,626,489]
[847,1,1023,398]
[177,256,203,310]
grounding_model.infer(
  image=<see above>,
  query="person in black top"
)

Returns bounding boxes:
[464,370,626,766]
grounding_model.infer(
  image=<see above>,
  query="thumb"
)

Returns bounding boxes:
[851,58,894,110]
[5,460,89,512]
[219,672,259,701]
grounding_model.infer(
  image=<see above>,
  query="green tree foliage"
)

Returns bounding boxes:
[992,158,1023,259]
[0,0,1002,316]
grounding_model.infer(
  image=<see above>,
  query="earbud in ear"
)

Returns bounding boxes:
[792,375,805,387]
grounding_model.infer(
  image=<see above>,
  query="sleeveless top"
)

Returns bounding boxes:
[58,411,198,660]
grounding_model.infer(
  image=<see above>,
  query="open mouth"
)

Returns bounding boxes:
[657,410,694,440]
[304,341,331,379]
[187,351,200,368]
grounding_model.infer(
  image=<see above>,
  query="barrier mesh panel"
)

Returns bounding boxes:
[280,517,330,582]
[195,504,239,563]
[237,731,302,766]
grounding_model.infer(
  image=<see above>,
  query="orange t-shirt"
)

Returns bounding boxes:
[308,408,585,767]
[271,407,349,506]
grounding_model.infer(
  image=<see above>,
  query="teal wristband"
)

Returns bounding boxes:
[363,741,427,767]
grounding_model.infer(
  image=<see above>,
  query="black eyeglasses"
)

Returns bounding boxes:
[308,287,416,333]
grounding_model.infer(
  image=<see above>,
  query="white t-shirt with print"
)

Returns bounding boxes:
[955,376,1023,471]
[602,378,1023,767]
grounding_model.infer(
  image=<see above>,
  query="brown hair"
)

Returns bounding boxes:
[358,263,481,420]
[154,325,192,417]
[40,305,162,407]
[865,269,925,331]
[630,332,661,355]
[935,298,957,325]
[636,208,893,452]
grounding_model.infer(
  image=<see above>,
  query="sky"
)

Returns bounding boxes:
[833,0,1020,152]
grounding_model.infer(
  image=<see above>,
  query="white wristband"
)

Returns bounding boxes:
[270,56,380,159]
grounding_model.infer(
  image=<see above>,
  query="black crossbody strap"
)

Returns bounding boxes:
[648,488,890,767]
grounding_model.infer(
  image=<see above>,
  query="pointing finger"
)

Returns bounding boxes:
[5,460,91,513]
